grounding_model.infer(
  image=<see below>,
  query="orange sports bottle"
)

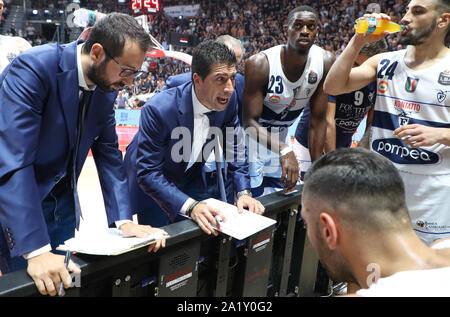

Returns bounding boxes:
[354,17,404,35]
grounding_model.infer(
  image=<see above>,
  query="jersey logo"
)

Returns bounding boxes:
[398,112,410,126]
[438,71,450,86]
[378,81,389,93]
[395,107,413,127]
[308,71,317,84]
[405,76,419,92]
[335,118,360,131]
[373,138,439,165]
[437,89,448,103]
[290,99,296,107]
[290,86,300,107]
[269,95,281,103]
[394,99,421,113]
[305,87,312,97]
[7,52,17,63]
[293,86,300,97]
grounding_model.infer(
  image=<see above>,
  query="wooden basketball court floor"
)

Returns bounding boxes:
[78,126,138,232]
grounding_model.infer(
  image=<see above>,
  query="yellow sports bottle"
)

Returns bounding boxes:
[354,17,404,35]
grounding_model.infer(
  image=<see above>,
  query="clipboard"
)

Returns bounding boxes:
[203,198,276,240]
[57,228,168,256]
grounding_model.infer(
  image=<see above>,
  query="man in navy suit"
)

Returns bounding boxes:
[0,13,167,296]
[161,35,245,124]
[124,40,264,235]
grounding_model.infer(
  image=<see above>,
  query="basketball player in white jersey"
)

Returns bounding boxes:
[243,5,335,196]
[324,0,450,245]
[0,0,32,73]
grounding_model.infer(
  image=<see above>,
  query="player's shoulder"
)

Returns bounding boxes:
[0,35,31,52]
[13,36,32,52]
[247,50,269,66]
[373,49,405,64]
[245,51,270,81]
[314,45,336,73]
[365,50,398,69]
[247,45,282,64]
[323,50,336,67]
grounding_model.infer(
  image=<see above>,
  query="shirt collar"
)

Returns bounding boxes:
[191,85,213,116]
[77,43,96,91]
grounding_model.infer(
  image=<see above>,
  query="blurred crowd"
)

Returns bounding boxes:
[3,21,49,46]
[1,0,408,105]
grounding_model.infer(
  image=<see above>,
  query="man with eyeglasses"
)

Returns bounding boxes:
[103,47,149,80]
[0,13,168,296]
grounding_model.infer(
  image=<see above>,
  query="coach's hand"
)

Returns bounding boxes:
[27,251,80,296]
[190,202,226,236]
[237,195,265,215]
[120,222,168,253]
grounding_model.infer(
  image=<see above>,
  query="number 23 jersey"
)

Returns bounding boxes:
[260,44,324,137]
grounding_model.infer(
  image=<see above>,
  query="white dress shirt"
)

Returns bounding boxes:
[180,87,223,214]
[186,86,216,171]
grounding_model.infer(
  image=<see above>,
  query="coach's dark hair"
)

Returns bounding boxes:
[82,13,152,58]
[287,5,318,24]
[303,148,410,231]
[191,40,237,80]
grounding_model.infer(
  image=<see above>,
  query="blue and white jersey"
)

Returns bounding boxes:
[259,44,324,141]
[248,44,325,189]
[371,49,450,175]
[331,82,376,148]
[0,35,22,73]
[295,82,376,149]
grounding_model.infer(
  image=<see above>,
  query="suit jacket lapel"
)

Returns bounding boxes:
[56,40,82,149]
[177,83,195,167]
[178,82,194,130]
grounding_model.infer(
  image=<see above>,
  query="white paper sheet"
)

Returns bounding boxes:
[57,228,166,256]
[203,198,276,240]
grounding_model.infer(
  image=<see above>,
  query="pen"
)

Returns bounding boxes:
[215,215,223,223]
[58,250,71,296]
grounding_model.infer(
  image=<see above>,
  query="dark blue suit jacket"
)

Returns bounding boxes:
[0,41,131,257]
[162,72,192,90]
[124,82,250,222]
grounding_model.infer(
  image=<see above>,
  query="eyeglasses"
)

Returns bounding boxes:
[103,47,148,78]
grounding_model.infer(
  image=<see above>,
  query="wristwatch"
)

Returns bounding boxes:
[237,189,252,199]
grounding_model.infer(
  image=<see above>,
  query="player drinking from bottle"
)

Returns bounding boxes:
[324,0,450,245]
